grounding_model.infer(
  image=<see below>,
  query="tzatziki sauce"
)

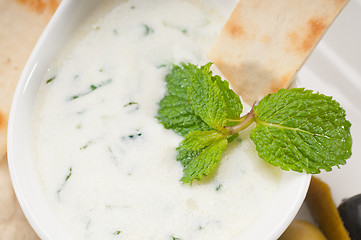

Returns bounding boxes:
[32,0,283,239]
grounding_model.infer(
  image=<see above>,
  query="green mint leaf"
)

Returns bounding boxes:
[181,138,228,184]
[157,64,212,136]
[250,88,352,173]
[176,145,203,167]
[212,75,243,121]
[158,62,243,136]
[176,130,223,167]
[181,130,224,151]
[158,95,211,136]
[165,63,198,98]
[187,63,228,131]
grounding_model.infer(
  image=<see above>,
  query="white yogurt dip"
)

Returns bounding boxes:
[32,0,283,239]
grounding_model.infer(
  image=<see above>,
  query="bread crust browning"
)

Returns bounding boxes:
[209,0,349,106]
[0,0,60,238]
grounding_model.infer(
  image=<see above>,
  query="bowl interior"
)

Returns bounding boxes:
[7,1,310,239]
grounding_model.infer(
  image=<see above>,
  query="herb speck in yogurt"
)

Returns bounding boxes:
[157,64,167,69]
[143,24,154,36]
[70,79,112,100]
[80,141,93,150]
[162,21,187,35]
[123,101,139,111]
[46,76,56,84]
[57,167,73,198]
[107,146,120,165]
[123,101,138,107]
[122,131,142,140]
[65,167,72,181]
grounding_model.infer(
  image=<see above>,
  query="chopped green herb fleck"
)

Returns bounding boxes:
[57,167,73,197]
[46,76,56,84]
[130,6,135,9]
[80,141,93,150]
[162,22,187,35]
[172,237,181,240]
[123,101,139,111]
[143,24,154,36]
[80,144,88,150]
[132,133,142,138]
[215,184,222,191]
[123,101,138,107]
[157,64,167,68]
[113,230,122,235]
[65,167,72,181]
[121,129,142,141]
[85,220,91,229]
[76,124,82,129]
[113,29,118,35]
[127,133,142,139]
[99,68,103,72]
[108,146,113,153]
[107,146,119,166]
[69,79,112,100]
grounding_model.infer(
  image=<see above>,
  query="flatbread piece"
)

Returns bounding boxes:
[209,0,349,105]
[0,0,59,239]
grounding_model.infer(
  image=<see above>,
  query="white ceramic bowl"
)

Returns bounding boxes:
[7,1,310,239]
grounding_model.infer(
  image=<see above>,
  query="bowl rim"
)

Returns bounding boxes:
[7,0,311,239]
[7,0,104,239]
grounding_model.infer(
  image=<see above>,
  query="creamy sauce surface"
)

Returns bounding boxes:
[32,0,283,239]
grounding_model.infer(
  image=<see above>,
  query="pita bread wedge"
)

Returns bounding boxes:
[0,0,59,161]
[0,157,40,240]
[0,1,59,239]
[209,0,349,106]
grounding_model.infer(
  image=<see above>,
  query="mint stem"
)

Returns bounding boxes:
[225,107,255,135]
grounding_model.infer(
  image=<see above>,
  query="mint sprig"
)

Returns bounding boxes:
[157,63,352,184]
